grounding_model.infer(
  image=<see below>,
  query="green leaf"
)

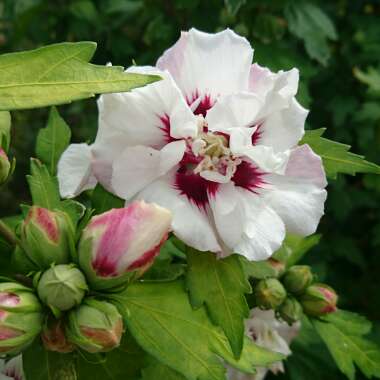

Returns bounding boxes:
[36,107,71,175]
[224,0,246,15]
[92,183,124,214]
[26,159,85,226]
[77,333,146,380]
[0,42,160,111]
[285,2,337,65]
[300,128,380,179]
[141,359,187,380]
[116,280,283,380]
[23,340,77,380]
[354,66,380,94]
[0,111,11,151]
[284,317,340,380]
[27,158,61,209]
[273,233,321,267]
[186,250,251,358]
[313,310,380,380]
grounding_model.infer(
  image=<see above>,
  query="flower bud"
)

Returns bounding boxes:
[42,318,74,353]
[21,207,73,269]
[0,282,43,354]
[267,258,286,278]
[283,265,313,295]
[78,201,172,290]
[37,265,87,312]
[300,283,338,317]
[66,299,123,353]
[279,297,303,325]
[254,278,287,310]
[0,148,10,184]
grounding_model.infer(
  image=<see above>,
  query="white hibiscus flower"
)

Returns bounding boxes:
[58,28,327,261]
[0,356,24,380]
[227,308,300,380]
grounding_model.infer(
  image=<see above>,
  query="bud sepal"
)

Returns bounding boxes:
[21,207,73,269]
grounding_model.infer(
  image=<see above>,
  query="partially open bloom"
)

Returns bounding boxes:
[78,201,172,290]
[0,283,43,355]
[58,28,327,261]
[0,355,24,380]
[66,299,123,353]
[227,308,300,380]
[21,207,72,268]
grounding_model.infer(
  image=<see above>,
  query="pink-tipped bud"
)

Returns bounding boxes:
[0,148,10,184]
[66,299,123,353]
[78,201,172,290]
[21,207,72,268]
[300,283,338,317]
[0,283,43,355]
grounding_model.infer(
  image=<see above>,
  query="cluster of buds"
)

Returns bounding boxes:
[0,200,172,355]
[253,262,338,325]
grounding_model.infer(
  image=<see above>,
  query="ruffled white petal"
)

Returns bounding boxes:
[249,64,299,119]
[157,28,253,99]
[92,67,196,190]
[229,128,289,174]
[259,98,308,152]
[136,176,221,252]
[210,184,285,261]
[206,93,263,132]
[57,143,97,198]
[264,145,327,236]
[111,140,186,200]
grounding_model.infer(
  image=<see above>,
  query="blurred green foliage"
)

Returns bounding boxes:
[0,1,380,377]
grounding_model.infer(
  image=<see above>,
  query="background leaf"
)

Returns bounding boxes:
[0,41,160,110]
[23,340,77,380]
[91,183,124,214]
[313,310,380,380]
[36,107,71,175]
[186,250,251,358]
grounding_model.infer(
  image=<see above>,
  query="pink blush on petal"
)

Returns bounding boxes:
[91,205,152,277]
[0,293,20,308]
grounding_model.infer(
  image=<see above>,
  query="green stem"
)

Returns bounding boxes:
[0,219,20,246]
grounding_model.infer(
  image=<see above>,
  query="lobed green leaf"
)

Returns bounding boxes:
[300,128,380,179]
[0,42,160,111]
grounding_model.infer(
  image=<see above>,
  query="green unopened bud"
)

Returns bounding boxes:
[21,206,73,269]
[300,283,338,317]
[283,265,313,295]
[255,278,287,310]
[42,317,74,353]
[0,282,43,354]
[0,148,10,184]
[66,299,123,353]
[279,297,303,325]
[37,265,88,312]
